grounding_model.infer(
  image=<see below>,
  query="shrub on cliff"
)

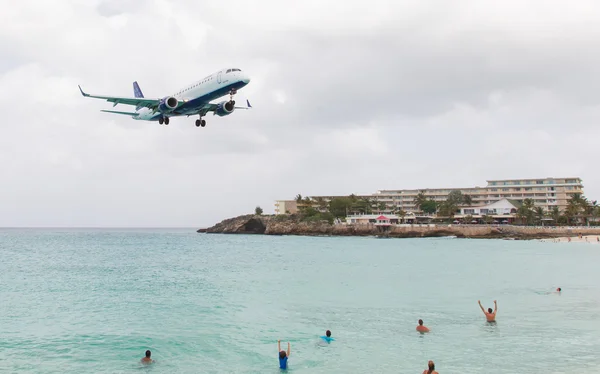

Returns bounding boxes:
[299,206,334,224]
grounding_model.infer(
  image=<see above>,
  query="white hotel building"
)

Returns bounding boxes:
[274,177,584,215]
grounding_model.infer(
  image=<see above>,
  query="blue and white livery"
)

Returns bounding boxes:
[78,68,251,127]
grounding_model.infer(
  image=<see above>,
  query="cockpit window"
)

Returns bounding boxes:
[226,69,231,73]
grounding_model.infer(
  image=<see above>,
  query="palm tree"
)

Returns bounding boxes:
[314,197,328,212]
[413,190,427,211]
[517,205,529,225]
[570,193,588,225]
[463,194,474,206]
[378,202,387,214]
[396,209,407,224]
[534,207,545,225]
[438,200,458,220]
[295,194,303,203]
[550,206,561,225]
[565,199,579,225]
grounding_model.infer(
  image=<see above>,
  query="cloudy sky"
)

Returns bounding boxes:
[1,0,599,227]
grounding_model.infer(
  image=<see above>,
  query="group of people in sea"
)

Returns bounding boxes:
[139,289,562,372]
[277,330,335,370]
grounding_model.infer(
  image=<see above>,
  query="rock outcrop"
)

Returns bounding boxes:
[199,214,600,239]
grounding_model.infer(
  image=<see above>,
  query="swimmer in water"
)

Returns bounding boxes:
[422,360,439,374]
[320,330,335,343]
[278,340,291,370]
[478,300,497,322]
[141,350,154,364]
[556,287,562,292]
[416,319,430,333]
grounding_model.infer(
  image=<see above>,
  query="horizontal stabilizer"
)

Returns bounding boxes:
[234,99,253,110]
[101,109,139,116]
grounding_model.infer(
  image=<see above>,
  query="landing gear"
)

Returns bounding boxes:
[159,117,164,125]
[164,117,169,125]
[229,88,237,106]
[195,115,206,127]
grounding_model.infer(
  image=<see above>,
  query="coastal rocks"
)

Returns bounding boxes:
[199,214,600,240]
[201,214,269,234]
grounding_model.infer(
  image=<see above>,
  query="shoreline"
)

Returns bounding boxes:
[539,235,600,244]
[199,214,600,241]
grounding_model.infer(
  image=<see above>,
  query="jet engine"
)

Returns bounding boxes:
[215,100,235,116]
[158,96,178,113]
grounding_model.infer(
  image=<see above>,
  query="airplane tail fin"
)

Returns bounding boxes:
[133,81,144,98]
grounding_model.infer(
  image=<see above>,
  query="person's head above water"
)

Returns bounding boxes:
[279,350,286,359]
[428,360,435,370]
[488,307,493,313]
[145,350,151,358]
[418,319,424,325]
[326,330,331,337]
[557,287,562,292]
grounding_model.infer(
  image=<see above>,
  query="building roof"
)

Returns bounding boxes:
[376,215,389,220]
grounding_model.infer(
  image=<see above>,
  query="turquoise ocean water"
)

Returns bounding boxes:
[1,229,599,373]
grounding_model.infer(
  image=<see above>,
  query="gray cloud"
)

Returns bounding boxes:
[0,0,599,227]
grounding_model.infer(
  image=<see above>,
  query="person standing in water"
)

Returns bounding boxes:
[422,360,439,374]
[478,300,497,322]
[416,319,430,333]
[278,340,291,370]
[320,330,335,343]
[140,350,155,364]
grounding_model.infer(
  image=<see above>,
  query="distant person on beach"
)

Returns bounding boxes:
[141,350,154,364]
[478,300,497,322]
[422,360,439,374]
[416,319,430,333]
[278,340,291,370]
[320,330,335,343]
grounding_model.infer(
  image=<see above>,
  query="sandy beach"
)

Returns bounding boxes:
[540,235,600,244]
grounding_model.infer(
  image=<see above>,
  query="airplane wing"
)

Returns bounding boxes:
[78,85,185,110]
[101,110,140,116]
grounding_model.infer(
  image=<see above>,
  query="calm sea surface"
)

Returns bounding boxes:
[1,229,599,373]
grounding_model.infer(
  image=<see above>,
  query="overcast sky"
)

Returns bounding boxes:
[1,0,599,227]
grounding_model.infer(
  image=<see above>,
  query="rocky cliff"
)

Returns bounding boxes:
[199,214,600,239]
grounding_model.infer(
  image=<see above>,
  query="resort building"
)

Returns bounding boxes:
[274,200,298,215]
[274,177,584,215]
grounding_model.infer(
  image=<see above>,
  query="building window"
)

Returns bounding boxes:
[464,209,475,214]
[502,188,509,191]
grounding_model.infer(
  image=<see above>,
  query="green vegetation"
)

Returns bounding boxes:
[288,191,600,227]
[420,200,437,214]
[255,206,263,215]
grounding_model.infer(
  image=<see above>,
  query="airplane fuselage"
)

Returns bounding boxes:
[135,68,250,121]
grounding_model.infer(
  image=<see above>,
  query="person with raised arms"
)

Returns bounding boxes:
[278,340,291,370]
[478,300,497,322]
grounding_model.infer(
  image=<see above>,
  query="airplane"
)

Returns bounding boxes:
[78,68,251,127]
